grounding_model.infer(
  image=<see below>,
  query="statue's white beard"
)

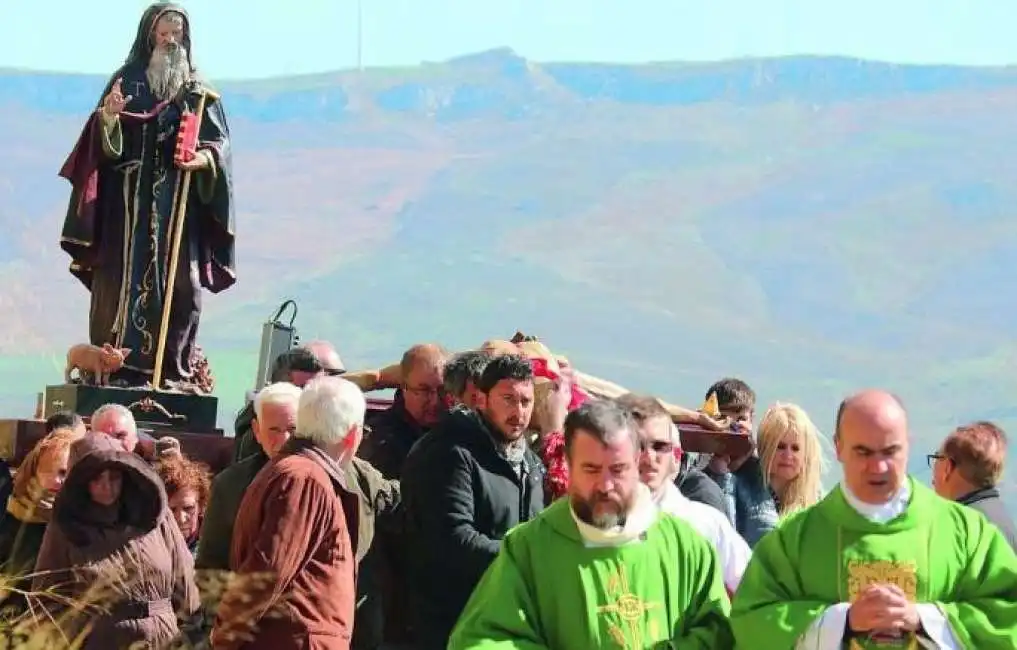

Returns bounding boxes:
[147,44,190,100]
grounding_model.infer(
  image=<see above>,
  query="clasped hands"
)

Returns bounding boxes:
[100,77,210,172]
[848,583,920,639]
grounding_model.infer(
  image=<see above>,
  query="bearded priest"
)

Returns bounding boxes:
[59,2,235,390]
[731,390,1017,649]
[448,399,733,650]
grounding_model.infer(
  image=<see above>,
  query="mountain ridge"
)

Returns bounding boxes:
[3,52,1016,122]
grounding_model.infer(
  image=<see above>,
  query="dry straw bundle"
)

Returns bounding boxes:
[0,568,282,649]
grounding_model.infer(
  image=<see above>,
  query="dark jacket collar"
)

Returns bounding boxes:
[957,485,1001,506]
[444,408,542,470]
[392,390,426,433]
[446,408,497,447]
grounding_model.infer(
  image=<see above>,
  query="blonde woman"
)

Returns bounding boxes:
[0,428,83,579]
[756,402,826,516]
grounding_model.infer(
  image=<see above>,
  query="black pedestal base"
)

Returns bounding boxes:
[44,384,219,434]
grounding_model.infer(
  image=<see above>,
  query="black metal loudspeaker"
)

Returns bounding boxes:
[253,300,299,393]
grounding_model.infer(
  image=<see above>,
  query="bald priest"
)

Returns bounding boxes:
[731,390,1017,650]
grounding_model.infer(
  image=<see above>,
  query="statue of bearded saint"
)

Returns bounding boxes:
[58,2,236,392]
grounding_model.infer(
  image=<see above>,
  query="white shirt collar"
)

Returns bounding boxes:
[840,479,911,524]
[570,483,657,547]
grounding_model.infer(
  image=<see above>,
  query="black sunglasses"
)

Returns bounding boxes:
[640,440,674,454]
[324,368,346,377]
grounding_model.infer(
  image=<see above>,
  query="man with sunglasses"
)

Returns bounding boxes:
[617,393,751,595]
[353,343,448,648]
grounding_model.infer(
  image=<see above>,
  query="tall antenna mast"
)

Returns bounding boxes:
[357,0,364,72]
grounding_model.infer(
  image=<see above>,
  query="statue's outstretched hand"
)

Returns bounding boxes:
[101,78,132,116]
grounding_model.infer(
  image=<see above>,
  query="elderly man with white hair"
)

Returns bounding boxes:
[196,381,303,572]
[90,402,182,458]
[212,376,366,650]
[616,393,752,596]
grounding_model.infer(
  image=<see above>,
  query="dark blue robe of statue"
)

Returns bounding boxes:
[59,60,235,388]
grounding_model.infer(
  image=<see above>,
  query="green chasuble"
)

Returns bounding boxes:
[447,498,733,650]
[731,478,1017,649]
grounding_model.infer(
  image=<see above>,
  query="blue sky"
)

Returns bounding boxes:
[2,0,1014,79]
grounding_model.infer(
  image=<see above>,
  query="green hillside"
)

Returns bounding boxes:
[0,54,1014,500]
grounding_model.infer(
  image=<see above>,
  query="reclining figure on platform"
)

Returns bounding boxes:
[343,332,729,430]
[64,343,132,387]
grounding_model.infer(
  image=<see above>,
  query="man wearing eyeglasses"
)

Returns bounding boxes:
[354,343,448,648]
[930,421,1016,551]
[358,343,449,480]
[402,354,545,650]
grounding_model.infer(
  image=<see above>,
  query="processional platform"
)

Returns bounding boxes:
[0,383,233,473]
[43,383,219,434]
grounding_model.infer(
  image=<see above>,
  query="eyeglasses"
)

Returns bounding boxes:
[640,440,674,454]
[405,385,444,399]
[324,368,345,377]
[926,453,949,468]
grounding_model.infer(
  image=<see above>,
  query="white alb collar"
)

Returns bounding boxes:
[840,479,911,524]
[570,483,657,547]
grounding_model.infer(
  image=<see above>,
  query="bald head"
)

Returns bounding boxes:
[400,343,450,427]
[400,343,449,376]
[835,390,907,441]
[304,340,345,374]
[835,389,910,505]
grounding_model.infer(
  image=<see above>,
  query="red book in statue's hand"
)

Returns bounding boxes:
[174,111,198,165]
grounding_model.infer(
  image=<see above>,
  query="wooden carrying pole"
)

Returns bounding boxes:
[152,89,212,391]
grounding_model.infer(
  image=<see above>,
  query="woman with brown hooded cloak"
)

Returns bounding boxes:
[31,433,199,648]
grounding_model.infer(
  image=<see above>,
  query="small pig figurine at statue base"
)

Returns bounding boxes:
[65,343,132,387]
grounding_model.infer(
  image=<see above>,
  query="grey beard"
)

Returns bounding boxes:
[147,45,190,100]
[571,494,629,530]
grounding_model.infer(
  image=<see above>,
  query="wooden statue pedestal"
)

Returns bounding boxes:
[44,383,219,434]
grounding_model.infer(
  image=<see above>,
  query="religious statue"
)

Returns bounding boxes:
[58,2,235,391]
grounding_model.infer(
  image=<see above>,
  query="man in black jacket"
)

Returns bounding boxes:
[401,354,546,650]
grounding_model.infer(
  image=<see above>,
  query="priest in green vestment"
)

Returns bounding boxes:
[731,390,1017,650]
[448,399,733,650]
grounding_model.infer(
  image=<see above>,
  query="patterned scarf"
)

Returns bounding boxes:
[6,478,57,525]
[489,430,529,477]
